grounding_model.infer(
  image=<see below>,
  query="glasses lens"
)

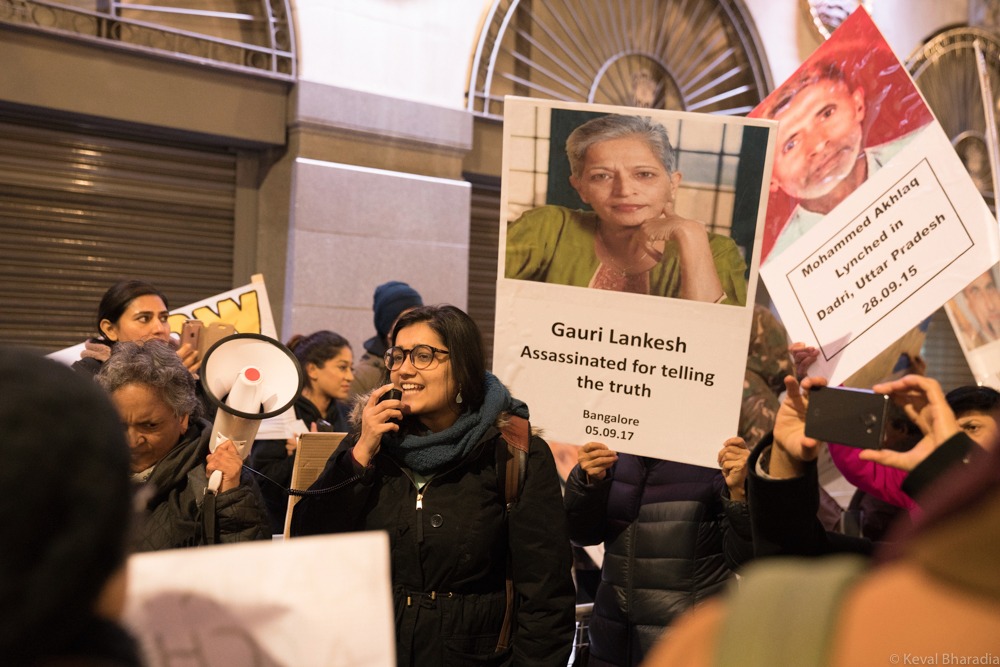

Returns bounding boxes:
[411,345,435,369]
[386,348,405,370]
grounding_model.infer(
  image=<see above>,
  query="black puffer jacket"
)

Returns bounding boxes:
[291,420,576,666]
[132,418,272,551]
[564,454,753,667]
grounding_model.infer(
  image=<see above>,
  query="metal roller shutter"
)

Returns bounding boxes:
[466,174,501,368]
[0,112,236,352]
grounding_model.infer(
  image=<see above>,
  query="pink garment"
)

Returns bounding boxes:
[827,442,919,512]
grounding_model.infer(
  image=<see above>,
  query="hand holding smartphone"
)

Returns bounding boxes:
[180,319,203,351]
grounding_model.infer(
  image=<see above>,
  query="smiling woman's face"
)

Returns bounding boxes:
[569,135,680,228]
[390,321,458,433]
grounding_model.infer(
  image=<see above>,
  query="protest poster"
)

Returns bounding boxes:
[943,263,1000,389]
[123,533,395,667]
[47,274,279,366]
[493,97,775,466]
[753,9,1000,385]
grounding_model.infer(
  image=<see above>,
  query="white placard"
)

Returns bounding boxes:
[494,281,753,466]
[123,533,395,667]
[494,97,775,467]
[751,8,1000,385]
[762,129,999,384]
[943,263,1000,388]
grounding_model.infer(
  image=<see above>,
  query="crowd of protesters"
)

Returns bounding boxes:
[2,274,999,667]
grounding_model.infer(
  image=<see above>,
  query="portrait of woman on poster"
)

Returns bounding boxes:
[504,114,748,305]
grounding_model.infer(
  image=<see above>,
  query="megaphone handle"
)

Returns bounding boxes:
[207,469,223,495]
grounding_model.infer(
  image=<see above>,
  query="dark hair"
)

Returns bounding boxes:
[97,339,201,421]
[946,385,1000,416]
[0,347,132,662]
[389,305,487,411]
[762,60,851,120]
[287,331,351,389]
[96,279,169,338]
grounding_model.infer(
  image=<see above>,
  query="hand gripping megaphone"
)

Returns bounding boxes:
[200,333,303,495]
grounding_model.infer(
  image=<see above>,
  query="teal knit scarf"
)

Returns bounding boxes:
[384,372,528,475]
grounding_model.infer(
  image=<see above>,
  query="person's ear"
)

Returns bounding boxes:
[99,318,118,342]
[852,87,865,122]
[305,361,319,383]
[669,171,682,190]
[179,413,190,435]
[569,175,589,204]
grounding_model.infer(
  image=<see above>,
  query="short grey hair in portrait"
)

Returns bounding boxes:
[565,114,676,178]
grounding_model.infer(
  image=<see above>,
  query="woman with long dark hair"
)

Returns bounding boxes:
[72,279,198,377]
[291,305,575,665]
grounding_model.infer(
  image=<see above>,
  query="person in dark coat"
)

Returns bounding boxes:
[97,339,271,551]
[250,330,354,533]
[292,305,576,666]
[643,373,1000,667]
[0,348,143,666]
[564,441,754,667]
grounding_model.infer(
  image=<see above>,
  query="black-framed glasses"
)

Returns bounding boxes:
[384,345,450,370]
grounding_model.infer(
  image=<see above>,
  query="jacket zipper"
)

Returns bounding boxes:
[393,454,470,545]
[415,490,424,543]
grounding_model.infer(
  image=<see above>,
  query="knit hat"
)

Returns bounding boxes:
[366,281,423,354]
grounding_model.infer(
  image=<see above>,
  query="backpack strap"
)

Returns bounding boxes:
[498,415,530,509]
[495,414,530,653]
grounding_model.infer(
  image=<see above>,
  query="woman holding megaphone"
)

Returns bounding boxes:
[97,339,271,550]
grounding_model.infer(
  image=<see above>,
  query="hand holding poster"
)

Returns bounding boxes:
[493,98,775,466]
[753,9,1000,385]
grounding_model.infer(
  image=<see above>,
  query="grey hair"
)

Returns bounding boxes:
[565,114,676,178]
[97,340,201,420]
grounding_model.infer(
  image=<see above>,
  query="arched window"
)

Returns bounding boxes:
[467,0,772,119]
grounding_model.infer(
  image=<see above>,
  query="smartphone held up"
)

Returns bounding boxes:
[805,386,890,450]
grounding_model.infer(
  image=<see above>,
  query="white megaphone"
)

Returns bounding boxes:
[200,333,303,495]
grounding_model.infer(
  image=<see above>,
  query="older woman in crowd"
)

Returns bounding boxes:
[505,113,747,304]
[291,305,575,666]
[97,339,271,550]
